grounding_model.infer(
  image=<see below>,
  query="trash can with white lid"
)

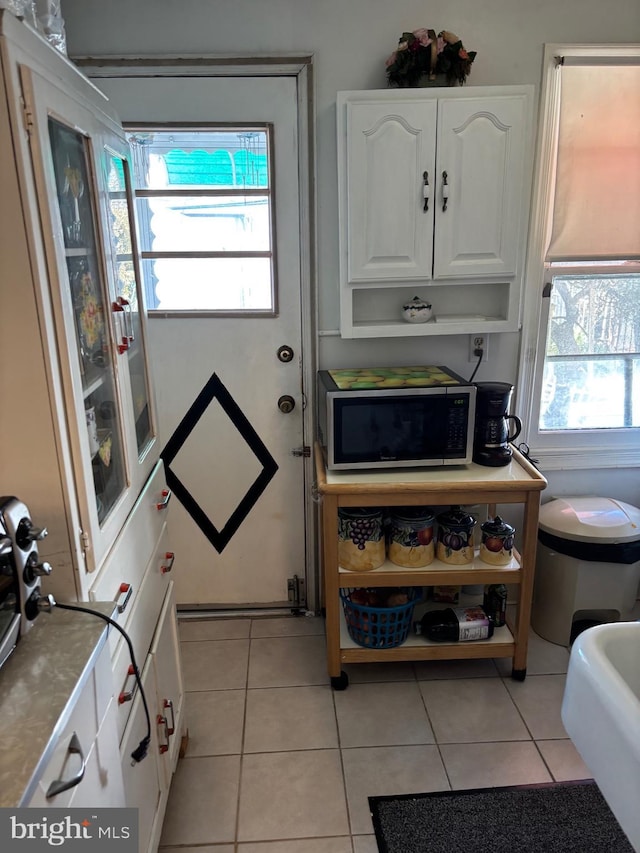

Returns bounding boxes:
[531,496,640,646]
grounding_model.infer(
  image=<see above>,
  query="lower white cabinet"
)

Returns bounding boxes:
[90,462,185,853]
[26,643,125,808]
[121,659,164,853]
[121,582,184,853]
[151,584,185,785]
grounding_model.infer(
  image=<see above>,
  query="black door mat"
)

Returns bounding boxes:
[369,780,633,852]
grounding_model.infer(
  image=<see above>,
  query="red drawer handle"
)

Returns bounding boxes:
[161,552,175,574]
[118,664,137,704]
[156,489,172,511]
[157,715,170,753]
[163,698,175,736]
[116,582,133,613]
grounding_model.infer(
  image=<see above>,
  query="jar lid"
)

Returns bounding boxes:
[391,507,435,523]
[436,505,476,529]
[402,296,432,310]
[338,507,382,519]
[481,515,515,536]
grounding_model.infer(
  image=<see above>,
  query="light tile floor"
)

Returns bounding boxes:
[159,613,595,852]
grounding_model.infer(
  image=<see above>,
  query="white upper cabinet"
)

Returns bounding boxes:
[346,100,437,282]
[337,86,534,338]
[434,95,528,279]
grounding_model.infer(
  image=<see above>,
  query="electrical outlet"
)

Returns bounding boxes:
[469,334,489,362]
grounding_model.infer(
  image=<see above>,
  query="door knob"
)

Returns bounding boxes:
[278,395,296,414]
[277,345,294,363]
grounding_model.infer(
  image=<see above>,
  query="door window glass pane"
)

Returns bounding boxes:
[48,119,127,523]
[140,257,273,312]
[127,128,274,313]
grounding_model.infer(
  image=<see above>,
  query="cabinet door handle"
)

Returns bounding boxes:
[45,732,86,798]
[422,171,430,212]
[157,714,170,753]
[111,300,130,354]
[442,170,449,212]
[156,489,172,511]
[117,296,134,342]
[118,664,138,704]
[161,552,175,574]
[116,582,133,613]
[163,698,175,736]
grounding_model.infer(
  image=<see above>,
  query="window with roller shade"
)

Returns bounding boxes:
[518,46,640,468]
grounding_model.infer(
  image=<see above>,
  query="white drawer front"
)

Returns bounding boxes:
[89,461,171,640]
[112,527,171,743]
[68,698,125,808]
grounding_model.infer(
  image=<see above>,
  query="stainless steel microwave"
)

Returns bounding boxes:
[317,366,476,470]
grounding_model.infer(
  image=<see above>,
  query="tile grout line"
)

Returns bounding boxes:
[233,619,254,848]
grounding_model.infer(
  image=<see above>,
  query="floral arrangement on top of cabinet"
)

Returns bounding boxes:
[336,86,534,338]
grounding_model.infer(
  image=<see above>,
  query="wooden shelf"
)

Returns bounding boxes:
[338,549,522,588]
[338,603,516,664]
[316,442,547,684]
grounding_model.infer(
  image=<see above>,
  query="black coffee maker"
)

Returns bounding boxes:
[473,382,522,466]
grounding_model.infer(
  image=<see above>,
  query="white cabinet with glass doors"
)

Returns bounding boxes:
[0,10,156,594]
[337,86,534,338]
[0,10,185,839]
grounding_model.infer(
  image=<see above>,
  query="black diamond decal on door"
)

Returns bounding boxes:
[161,372,278,554]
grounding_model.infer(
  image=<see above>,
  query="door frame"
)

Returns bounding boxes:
[75,55,319,612]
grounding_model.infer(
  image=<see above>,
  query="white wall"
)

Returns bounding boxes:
[62,0,640,505]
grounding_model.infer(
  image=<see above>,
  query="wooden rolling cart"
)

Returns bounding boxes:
[315,443,547,689]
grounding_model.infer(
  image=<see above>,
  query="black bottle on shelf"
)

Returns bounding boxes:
[416,606,495,642]
[483,583,508,627]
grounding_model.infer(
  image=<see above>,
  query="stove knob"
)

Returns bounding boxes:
[24,591,55,620]
[16,518,48,551]
[36,594,55,613]
[23,553,53,585]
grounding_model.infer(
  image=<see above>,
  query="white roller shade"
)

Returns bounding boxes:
[546,64,640,262]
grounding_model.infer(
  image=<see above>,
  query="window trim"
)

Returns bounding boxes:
[516,43,640,470]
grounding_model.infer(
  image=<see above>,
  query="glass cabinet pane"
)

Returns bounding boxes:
[105,153,153,455]
[48,118,127,524]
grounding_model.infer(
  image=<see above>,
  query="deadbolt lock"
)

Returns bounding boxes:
[278,395,296,414]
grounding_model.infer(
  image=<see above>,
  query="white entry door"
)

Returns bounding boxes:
[92,70,310,609]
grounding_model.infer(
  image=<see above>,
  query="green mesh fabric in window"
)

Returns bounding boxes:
[164,149,267,188]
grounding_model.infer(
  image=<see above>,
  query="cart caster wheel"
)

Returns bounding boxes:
[511,667,527,681]
[330,671,349,690]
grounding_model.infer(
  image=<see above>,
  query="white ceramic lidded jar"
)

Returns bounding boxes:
[402,296,433,324]
[338,507,385,571]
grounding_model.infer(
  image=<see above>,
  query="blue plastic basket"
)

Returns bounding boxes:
[340,587,420,648]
